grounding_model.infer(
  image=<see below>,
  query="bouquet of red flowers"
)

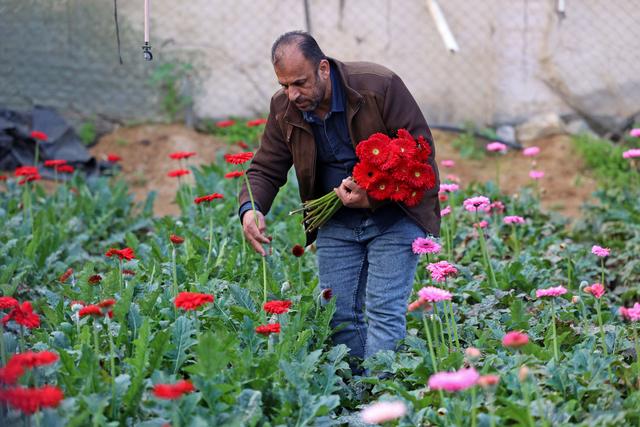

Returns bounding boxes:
[291,129,436,232]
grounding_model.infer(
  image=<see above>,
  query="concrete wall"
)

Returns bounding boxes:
[1,0,638,128]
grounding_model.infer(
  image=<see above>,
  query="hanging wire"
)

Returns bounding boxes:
[143,0,153,60]
[113,0,123,64]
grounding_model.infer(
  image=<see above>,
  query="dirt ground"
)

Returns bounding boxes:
[90,125,597,219]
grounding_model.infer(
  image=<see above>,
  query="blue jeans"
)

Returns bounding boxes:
[316,213,423,360]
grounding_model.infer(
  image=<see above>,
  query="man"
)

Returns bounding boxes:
[239,31,440,370]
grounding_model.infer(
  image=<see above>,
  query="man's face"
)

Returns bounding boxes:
[274,47,329,112]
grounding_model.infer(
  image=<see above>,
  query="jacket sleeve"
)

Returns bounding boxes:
[238,97,293,215]
[381,73,440,198]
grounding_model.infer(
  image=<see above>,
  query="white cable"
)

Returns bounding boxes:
[425,0,459,53]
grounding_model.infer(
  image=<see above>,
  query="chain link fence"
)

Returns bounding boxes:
[0,0,638,131]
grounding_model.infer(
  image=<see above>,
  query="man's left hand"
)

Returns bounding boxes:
[334,177,371,208]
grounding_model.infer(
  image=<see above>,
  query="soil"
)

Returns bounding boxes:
[90,124,597,219]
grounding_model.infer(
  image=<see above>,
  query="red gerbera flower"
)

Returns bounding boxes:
[105,247,136,261]
[98,299,116,309]
[355,133,395,169]
[224,171,244,179]
[174,292,214,311]
[122,269,136,276]
[393,135,418,159]
[167,169,190,178]
[367,174,394,201]
[246,118,268,127]
[0,358,25,384]
[169,151,197,160]
[224,152,254,165]
[388,183,412,202]
[405,161,435,189]
[153,380,195,400]
[59,268,73,283]
[352,161,382,190]
[263,300,292,315]
[55,164,75,174]
[415,135,433,161]
[2,301,40,329]
[403,188,425,207]
[194,193,224,204]
[30,130,48,141]
[170,234,185,245]
[107,153,122,163]
[216,120,236,128]
[14,166,38,177]
[0,175,7,181]
[1,385,64,414]
[321,288,333,300]
[255,323,281,335]
[0,296,19,310]
[291,244,305,257]
[9,351,59,369]
[78,305,102,317]
[236,141,249,149]
[18,174,41,185]
[88,274,102,284]
[44,159,66,167]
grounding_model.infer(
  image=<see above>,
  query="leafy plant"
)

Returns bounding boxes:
[149,62,194,122]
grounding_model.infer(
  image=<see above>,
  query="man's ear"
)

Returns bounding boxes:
[318,59,330,79]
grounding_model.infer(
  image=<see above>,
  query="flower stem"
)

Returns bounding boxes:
[634,324,640,385]
[242,167,269,305]
[107,318,117,419]
[471,386,477,427]
[206,210,214,268]
[522,380,536,427]
[595,299,614,380]
[551,299,559,362]
[511,224,520,259]
[422,315,438,373]
[601,258,605,286]
[447,300,461,351]
[171,246,178,299]
[478,228,497,288]
[434,304,448,355]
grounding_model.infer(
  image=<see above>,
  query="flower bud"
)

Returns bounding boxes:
[280,281,291,293]
[518,365,530,382]
[572,295,580,304]
[465,347,481,360]
[478,374,500,388]
[437,407,448,416]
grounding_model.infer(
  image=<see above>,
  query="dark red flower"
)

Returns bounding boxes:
[246,118,268,127]
[263,300,292,315]
[153,380,195,399]
[0,175,7,181]
[255,323,281,335]
[169,151,197,160]
[98,299,116,309]
[14,166,38,177]
[236,141,249,149]
[44,159,66,167]
[78,305,102,317]
[105,247,136,261]
[194,193,224,204]
[9,351,58,369]
[2,301,40,329]
[321,288,333,300]
[170,234,185,245]
[59,268,73,283]
[122,269,136,276]
[107,153,122,163]
[18,174,41,185]
[438,193,448,202]
[224,152,253,165]
[30,130,48,141]
[167,169,190,178]
[55,164,75,174]
[88,274,102,284]
[216,120,236,128]
[224,171,244,179]
[174,292,214,310]
[1,385,63,414]
[291,244,305,257]
[0,296,19,310]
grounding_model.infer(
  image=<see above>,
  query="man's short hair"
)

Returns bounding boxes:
[271,31,327,68]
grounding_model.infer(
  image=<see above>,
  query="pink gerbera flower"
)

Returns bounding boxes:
[463,196,490,212]
[441,206,451,217]
[583,283,605,299]
[630,128,640,138]
[620,303,640,321]
[412,237,441,255]
[426,261,458,283]
[623,149,640,159]
[503,215,525,225]
[529,170,544,180]
[486,142,507,153]
[536,286,568,298]
[523,146,540,157]
[441,159,455,168]
[502,331,529,348]
[428,367,479,392]
[418,286,452,302]
[439,183,459,193]
[591,245,610,257]
[360,401,407,424]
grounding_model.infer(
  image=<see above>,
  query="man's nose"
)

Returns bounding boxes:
[287,88,299,102]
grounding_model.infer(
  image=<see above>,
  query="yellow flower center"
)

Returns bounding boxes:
[414,171,421,177]
[372,148,380,155]
[379,184,386,190]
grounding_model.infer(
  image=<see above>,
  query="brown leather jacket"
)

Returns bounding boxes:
[239,58,440,245]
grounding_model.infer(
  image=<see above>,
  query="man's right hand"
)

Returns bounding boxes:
[242,210,270,256]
